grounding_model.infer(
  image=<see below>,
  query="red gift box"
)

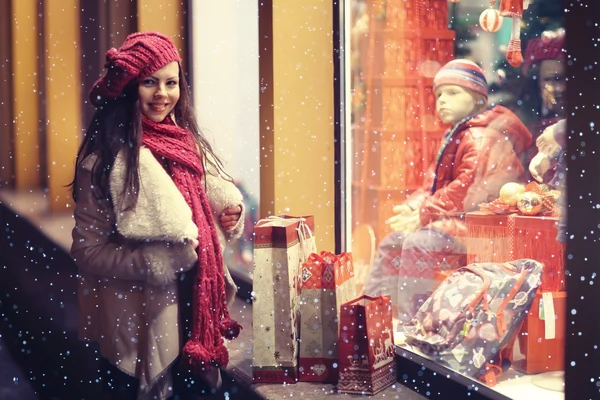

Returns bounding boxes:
[465,212,565,291]
[513,291,566,374]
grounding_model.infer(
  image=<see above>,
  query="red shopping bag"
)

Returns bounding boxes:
[298,252,356,382]
[337,295,397,395]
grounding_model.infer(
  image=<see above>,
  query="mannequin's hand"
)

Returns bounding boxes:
[386,204,413,226]
[536,125,561,156]
[529,152,551,183]
[389,210,421,234]
[220,206,242,231]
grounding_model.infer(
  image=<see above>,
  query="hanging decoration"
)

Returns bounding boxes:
[479,8,503,33]
[451,0,531,67]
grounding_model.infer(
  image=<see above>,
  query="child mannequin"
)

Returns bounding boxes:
[70,32,245,400]
[364,59,533,325]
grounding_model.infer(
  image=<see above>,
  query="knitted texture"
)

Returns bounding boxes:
[90,32,181,106]
[523,35,565,75]
[141,117,241,371]
[433,59,488,99]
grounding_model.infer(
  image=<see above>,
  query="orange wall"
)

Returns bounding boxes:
[44,0,81,211]
[137,0,185,58]
[260,1,335,251]
[11,0,40,190]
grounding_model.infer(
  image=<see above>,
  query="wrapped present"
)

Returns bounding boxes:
[513,291,566,374]
[337,295,396,395]
[252,215,316,383]
[466,212,565,291]
[298,252,356,382]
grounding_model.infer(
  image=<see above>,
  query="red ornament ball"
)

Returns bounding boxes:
[479,8,503,33]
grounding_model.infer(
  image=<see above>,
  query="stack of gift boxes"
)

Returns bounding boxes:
[465,211,566,374]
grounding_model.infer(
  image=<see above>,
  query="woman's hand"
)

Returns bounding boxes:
[220,206,242,231]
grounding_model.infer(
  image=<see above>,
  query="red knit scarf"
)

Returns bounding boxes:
[141,116,241,371]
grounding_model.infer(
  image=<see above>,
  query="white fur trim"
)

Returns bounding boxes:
[110,147,198,243]
[110,147,199,285]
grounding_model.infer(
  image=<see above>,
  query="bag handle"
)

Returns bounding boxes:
[260,215,307,227]
[297,220,317,261]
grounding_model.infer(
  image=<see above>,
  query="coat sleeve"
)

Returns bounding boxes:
[204,161,245,240]
[418,130,521,226]
[70,157,197,285]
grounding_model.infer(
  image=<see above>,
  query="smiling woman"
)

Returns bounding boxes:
[137,61,180,122]
[69,31,246,400]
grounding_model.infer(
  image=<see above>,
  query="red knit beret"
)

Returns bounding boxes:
[522,35,565,76]
[89,32,181,106]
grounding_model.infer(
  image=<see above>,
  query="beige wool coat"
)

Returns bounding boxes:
[70,147,244,400]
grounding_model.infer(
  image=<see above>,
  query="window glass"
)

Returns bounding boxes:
[346,0,566,398]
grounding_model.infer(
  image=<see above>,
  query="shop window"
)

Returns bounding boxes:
[344,0,566,398]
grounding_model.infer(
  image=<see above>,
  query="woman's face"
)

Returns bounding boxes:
[538,59,566,115]
[435,84,477,124]
[138,61,180,122]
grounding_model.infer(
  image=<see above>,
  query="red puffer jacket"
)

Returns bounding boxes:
[405,105,533,238]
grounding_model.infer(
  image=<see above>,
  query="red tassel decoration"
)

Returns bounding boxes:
[182,340,212,370]
[212,344,230,367]
[219,318,243,340]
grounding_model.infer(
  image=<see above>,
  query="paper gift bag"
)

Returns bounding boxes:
[322,252,357,325]
[252,215,316,383]
[337,295,397,395]
[298,252,356,382]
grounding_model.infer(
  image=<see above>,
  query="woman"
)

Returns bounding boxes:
[70,32,245,400]
[364,59,532,325]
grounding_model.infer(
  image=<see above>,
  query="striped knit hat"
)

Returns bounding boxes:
[433,59,488,99]
[90,32,181,106]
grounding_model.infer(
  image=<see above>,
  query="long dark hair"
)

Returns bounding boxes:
[71,65,229,209]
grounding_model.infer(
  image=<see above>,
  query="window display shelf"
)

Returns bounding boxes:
[393,329,564,400]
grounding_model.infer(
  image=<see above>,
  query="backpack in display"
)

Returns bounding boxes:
[403,259,543,385]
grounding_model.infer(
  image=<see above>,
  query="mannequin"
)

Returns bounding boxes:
[364,59,532,324]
